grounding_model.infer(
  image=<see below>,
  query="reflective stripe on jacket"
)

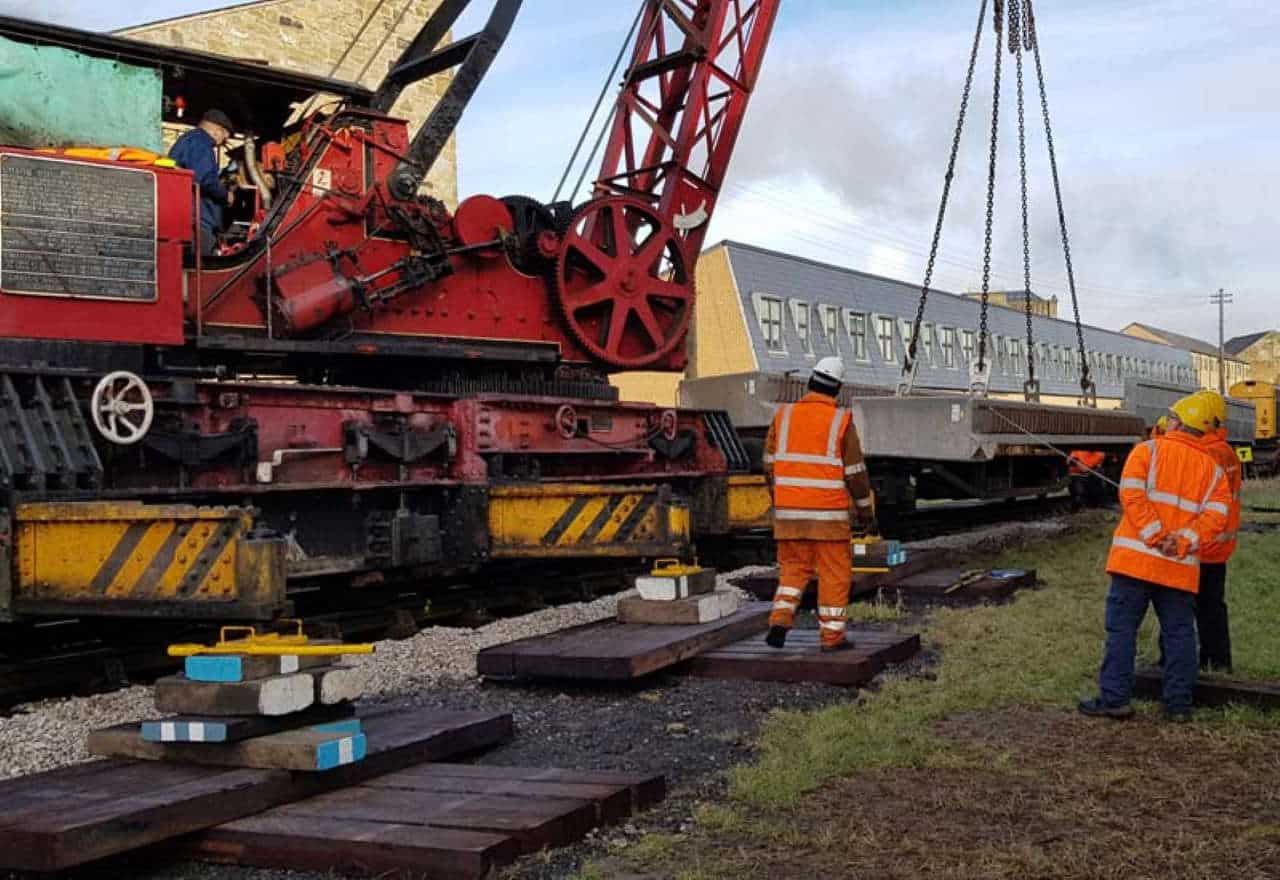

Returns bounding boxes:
[1105,431,1232,592]
[1199,428,1242,563]
[764,392,872,540]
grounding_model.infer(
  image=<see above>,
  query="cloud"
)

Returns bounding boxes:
[0,0,254,31]
[714,0,1280,339]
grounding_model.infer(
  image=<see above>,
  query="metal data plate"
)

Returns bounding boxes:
[0,153,157,301]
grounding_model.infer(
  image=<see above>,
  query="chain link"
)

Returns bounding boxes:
[976,0,1005,374]
[903,0,990,380]
[1012,0,1037,392]
[1027,0,1094,403]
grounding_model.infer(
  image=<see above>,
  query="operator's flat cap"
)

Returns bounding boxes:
[200,108,234,131]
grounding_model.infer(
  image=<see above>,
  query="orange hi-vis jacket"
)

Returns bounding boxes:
[1106,430,1232,592]
[763,392,873,540]
[1199,428,1242,563]
[1068,450,1106,476]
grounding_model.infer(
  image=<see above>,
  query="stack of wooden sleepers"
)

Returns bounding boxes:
[0,636,665,878]
[89,646,370,771]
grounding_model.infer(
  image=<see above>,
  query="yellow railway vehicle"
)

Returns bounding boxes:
[1229,380,1279,475]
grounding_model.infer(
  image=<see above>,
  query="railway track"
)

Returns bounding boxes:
[0,495,1077,711]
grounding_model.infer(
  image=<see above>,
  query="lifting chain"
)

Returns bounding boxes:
[906,0,1093,406]
[975,0,1006,377]
[1027,0,1095,406]
[900,0,990,393]
[1011,0,1039,401]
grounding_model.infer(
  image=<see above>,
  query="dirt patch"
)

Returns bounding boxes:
[631,706,1280,880]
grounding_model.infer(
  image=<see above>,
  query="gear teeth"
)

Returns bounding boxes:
[551,196,694,370]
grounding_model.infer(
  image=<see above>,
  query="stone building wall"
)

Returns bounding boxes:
[120,0,458,207]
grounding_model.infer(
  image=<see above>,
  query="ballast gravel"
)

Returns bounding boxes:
[0,567,768,780]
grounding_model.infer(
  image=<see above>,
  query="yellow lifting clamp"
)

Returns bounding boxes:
[850,534,892,575]
[167,619,375,658]
[650,557,705,576]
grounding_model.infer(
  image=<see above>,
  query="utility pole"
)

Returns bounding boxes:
[1210,288,1233,394]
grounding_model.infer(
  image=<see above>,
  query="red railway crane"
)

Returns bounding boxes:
[0,1,781,623]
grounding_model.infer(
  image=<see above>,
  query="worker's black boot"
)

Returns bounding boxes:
[765,626,788,648]
[1077,698,1134,719]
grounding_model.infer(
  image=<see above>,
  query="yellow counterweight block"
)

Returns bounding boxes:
[488,483,690,559]
[13,502,287,619]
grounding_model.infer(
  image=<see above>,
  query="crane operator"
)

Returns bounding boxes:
[169,108,237,257]
[762,357,877,653]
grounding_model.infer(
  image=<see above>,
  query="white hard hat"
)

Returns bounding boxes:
[813,356,845,384]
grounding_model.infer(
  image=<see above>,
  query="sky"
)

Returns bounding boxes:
[7,0,1278,343]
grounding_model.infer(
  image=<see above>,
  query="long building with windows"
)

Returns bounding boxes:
[614,240,1195,407]
[1121,322,1249,390]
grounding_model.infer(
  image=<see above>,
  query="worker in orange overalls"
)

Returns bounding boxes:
[1190,391,1242,671]
[1067,449,1108,508]
[762,357,875,653]
[1079,392,1232,722]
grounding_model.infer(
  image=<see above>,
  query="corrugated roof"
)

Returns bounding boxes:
[1225,331,1272,356]
[714,240,1195,399]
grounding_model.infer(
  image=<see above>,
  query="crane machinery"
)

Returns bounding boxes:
[0,1,780,626]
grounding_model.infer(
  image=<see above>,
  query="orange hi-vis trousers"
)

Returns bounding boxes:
[769,539,852,648]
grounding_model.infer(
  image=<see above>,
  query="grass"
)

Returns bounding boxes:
[1244,476,1280,508]
[729,482,1280,806]
[578,480,1280,879]
[844,588,907,622]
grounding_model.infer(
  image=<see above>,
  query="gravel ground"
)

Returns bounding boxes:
[0,568,769,781]
[24,631,922,880]
[0,531,1032,880]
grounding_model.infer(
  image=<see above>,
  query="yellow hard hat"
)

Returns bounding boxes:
[1169,393,1216,434]
[1154,415,1169,434]
[1192,390,1227,428]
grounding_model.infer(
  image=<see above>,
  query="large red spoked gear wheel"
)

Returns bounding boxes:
[554,196,693,369]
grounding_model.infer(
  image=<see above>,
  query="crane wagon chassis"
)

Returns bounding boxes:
[0,366,760,624]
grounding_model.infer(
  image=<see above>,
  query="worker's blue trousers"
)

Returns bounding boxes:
[1098,574,1197,714]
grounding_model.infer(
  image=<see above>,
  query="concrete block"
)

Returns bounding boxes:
[633,567,717,601]
[617,590,739,625]
[316,665,367,705]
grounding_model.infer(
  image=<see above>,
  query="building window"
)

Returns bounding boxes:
[961,329,976,363]
[847,312,869,362]
[898,319,914,357]
[941,327,957,368]
[820,305,840,351]
[790,300,811,354]
[877,316,895,362]
[996,336,1008,372]
[921,323,936,363]
[759,296,784,352]
[1009,338,1023,374]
